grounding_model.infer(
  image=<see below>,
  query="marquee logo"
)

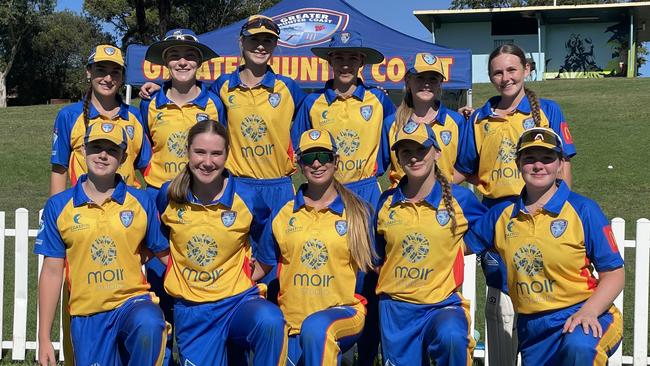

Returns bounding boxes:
[401,232,430,263]
[241,115,268,142]
[513,244,544,276]
[273,8,349,48]
[187,233,218,267]
[300,239,329,270]
[91,236,117,266]
[167,131,188,158]
[335,129,360,156]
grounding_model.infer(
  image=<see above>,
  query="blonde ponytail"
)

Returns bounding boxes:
[524,87,542,127]
[435,166,458,234]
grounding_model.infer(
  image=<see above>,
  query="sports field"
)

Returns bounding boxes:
[0,77,648,363]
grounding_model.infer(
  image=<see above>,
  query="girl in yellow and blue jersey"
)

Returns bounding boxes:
[155,120,287,366]
[50,45,152,195]
[36,123,169,366]
[291,31,395,364]
[464,127,623,366]
[385,52,467,187]
[375,122,486,366]
[256,129,375,366]
[455,44,578,365]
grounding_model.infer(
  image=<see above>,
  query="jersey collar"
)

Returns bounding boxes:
[87,98,131,121]
[229,66,277,90]
[72,174,127,207]
[390,178,443,209]
[474,95,532,122]
[324,79,367,105]
[292,184,345,215]
[186,171,235,208]
[155,81,210,109]
[511,180,570,218]
[432,101,448,126]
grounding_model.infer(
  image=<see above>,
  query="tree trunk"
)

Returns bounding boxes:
[0,71,7,108]
[158,0,171,38]
[135,0,147,43]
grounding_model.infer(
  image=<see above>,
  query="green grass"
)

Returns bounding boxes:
[0,78,649,363]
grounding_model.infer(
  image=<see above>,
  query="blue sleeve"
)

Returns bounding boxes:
[155,182,171,214]
[131,107,152,170]
[34,197,67,258]
[453,185,487,228]
[130,188,168,253]
[51,108,74,168]
[282,77,307,119]
[573,195,624,272]
[209,92,227,125]
[256,207,281,266]
[541,99,576,158]
[290,94,317,151]
[463,202,509,255]
[211,74,227,95]
[448,110,468,159]
[139,97,152,138]
[370,88,396,117]
[376,114,395,177]
[454,110,479,175]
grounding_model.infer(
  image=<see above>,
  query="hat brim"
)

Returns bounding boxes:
[391,138,440,151]
[145,40,219,65]
[241,28,279,38]
[406,68,447,80]
[311,47,384,64]
[517,143,563,154]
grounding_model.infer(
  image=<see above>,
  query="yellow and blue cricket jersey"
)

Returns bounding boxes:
[140,81,226,188]
[156,173,267,303]
[51,100,151,186]
[464,181,624,314]
[258,186,364,335]
[34,174,168,316]
[455,95,576,200]
[212,67,306,179]
[375,179,486,304]
[387,102,466,186]
[292,80,396,184]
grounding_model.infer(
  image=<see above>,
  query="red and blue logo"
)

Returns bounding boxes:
[273,8,349,48]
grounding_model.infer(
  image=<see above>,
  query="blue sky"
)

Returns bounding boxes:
[56,0,647,76]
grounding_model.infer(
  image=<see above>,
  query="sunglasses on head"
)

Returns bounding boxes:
[164,33,199,42]
[299,151,335,165]
[520,129,562,147]
[241,17,280,36]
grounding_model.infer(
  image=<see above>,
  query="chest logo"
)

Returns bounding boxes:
[513,244,544,276]
[196,113,209,122]
[360,105,373,121]
[187,234,218,267]
[241,114,268,142]
[228,95,236,105]
[436,209,450,226]
[550,219,568,238]
[301,239,329,269]
[335,220,348,236]
[335,129,361,156]
[497,137,517,163]
[167,131,188,158]
[268,93,281,108]
[119,210,134,228]
[440,130,452,146]
[221,211,237,227]
[401,232,430,263]
[483,122,490,133]
[125,125,135,140]
[91,236,117,266]
[523,118,536,130]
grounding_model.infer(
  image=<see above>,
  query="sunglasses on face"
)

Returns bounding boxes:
[164,33,199,42]
[299,151,335,165]
[241,18,280,36]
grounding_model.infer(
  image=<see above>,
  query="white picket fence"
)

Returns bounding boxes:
[0,208,649,364]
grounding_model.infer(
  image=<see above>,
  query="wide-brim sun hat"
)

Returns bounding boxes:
[391,121,441,152]
[406,52,447,80]
[87,45,125,68]
[311,30,384,65]
[516,127,564,155]
[145,28,219,65]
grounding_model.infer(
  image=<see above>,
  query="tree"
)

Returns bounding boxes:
[0,0,54,107]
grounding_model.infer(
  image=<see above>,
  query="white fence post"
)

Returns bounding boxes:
[12,208,29,360]
[633,219,650,366]
[611,217,626,366]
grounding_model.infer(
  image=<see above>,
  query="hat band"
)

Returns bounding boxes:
[164,33,198,42]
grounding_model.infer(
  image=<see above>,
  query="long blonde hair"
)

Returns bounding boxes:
[394,74,443,132]
[168,120,229,203]
[332,180,376,272]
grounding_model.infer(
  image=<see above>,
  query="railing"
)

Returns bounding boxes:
[1,209,648,364]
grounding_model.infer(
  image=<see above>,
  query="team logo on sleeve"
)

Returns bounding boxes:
[91,236,117,266]
[401,232,430,263]
[167,131,188,158]
[335,129,360,156]
[522,118,535,130]
[101,123,114,133]
[125,125,135,140]
[187,234,218,266]
[196,113,209,122]
[436,209,450,226]
[241,115,268,142]
[550,219,568,238]
[360,105,373,121]
[52,127,58,147]
[309,130,321,140]
[300,239,329,269]
[403,120,418,134]
[221,211,237,227]
[497,138,517,163]
[119,210,134,228]
[35,218,45,246]
[440,130,452,146]
[268,93,281,108]
[335,220,348,236]
[422,53,437,65]
[513,244,543,276]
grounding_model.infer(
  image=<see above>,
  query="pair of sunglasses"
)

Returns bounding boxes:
[299,151,335,165]
[241,17,280,36]
[518,128,563,149]
[164,33,199,42]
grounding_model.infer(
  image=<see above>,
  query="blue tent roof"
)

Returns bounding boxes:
[125,0,472,89]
